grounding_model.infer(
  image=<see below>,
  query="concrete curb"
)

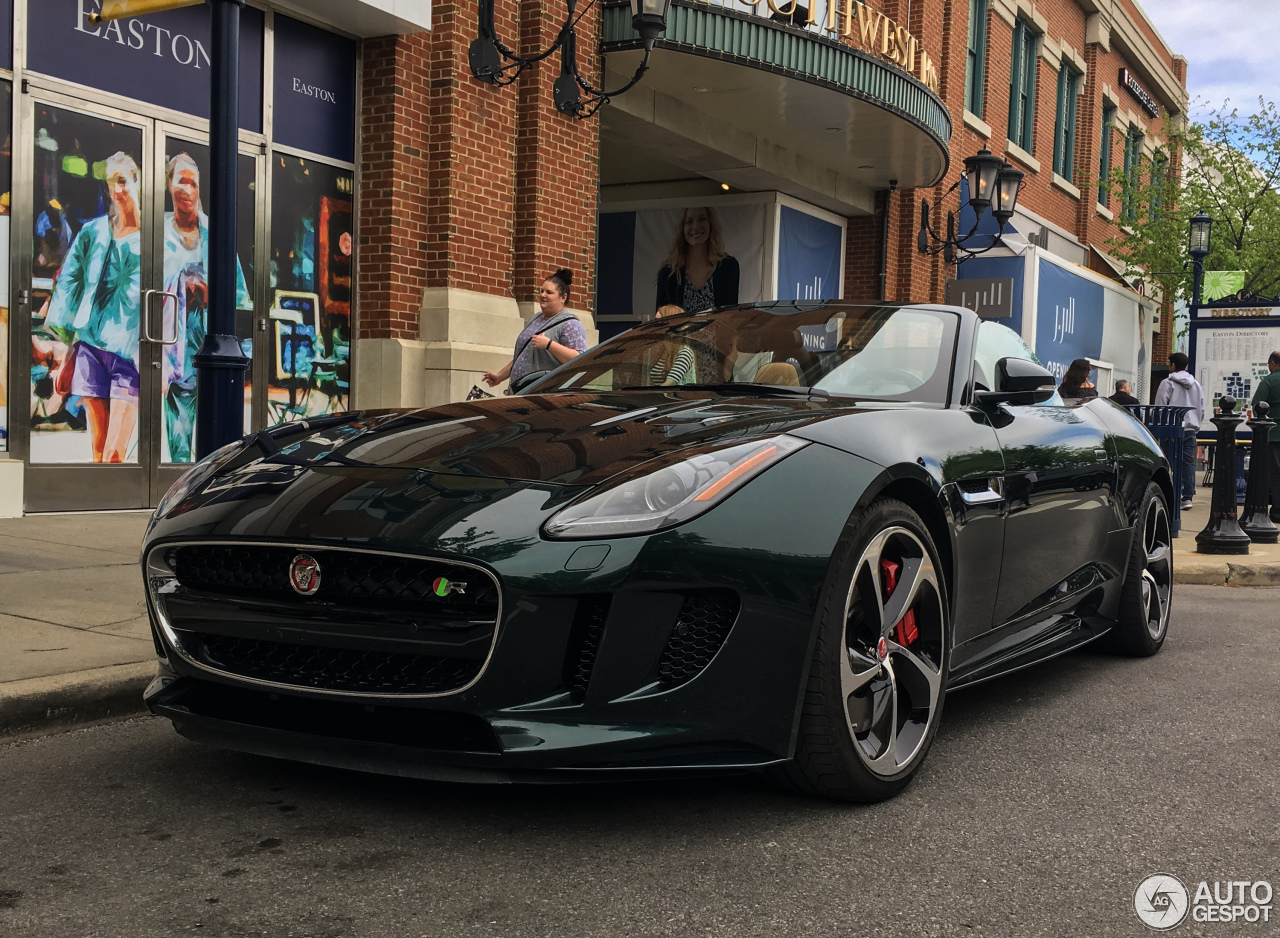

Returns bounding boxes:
[0,661,154,741]
[1174,559,1280,587]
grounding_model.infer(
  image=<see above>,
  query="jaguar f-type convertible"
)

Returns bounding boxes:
[141,302,1173,801]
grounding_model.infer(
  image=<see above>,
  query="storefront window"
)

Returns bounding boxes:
[267,155,352,424]
[160,141,256,462]
[0,81,10,450]
[29,105,144,464]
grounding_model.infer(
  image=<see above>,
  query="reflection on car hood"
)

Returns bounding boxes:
[249,392,871,487]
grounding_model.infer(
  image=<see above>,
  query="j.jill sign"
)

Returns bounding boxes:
[738,0,940,92]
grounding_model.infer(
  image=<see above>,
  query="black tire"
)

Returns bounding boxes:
[773,498,950,802]
[1108,482,1173,657]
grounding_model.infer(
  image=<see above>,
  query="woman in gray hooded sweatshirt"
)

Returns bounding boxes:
[1154,351,1205,509]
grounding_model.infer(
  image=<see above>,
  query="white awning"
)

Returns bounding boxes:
[271,0,430,36]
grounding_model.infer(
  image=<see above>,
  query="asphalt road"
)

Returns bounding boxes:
[2,585,1277,938]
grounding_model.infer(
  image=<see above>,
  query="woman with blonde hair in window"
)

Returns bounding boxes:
[654,206,740,313]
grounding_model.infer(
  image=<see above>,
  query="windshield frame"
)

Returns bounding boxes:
[522,302,964,407]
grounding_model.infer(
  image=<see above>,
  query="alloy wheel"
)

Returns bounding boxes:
[840,526,946,778]
[1141,499,1173,640]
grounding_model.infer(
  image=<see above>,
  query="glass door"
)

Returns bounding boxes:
[18,96,262,511]
[23,98,156,510]
[151,128,260,502]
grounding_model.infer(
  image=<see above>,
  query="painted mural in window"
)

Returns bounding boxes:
[268,155,352,425]
[0,83,10,451]
[28,105,144,464]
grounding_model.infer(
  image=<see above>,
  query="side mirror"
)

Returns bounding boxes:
[973,357,1056,406]
[510,370,550,395]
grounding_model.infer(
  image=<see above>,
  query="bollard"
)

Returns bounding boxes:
[1196,395,1252,554]
[1241,401,1279,543]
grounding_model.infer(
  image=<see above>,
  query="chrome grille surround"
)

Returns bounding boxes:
[145,541,504,699]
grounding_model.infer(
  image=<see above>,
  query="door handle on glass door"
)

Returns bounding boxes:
[142,289,180,345]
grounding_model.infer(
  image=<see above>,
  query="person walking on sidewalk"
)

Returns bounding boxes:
[1155,351,1205,511]
[482,269,588,392]
[1250,350,1280,522]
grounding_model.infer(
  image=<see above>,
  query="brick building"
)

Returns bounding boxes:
[0,0,1186,511]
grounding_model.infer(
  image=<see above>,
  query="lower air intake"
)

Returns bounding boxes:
[657,589,740,686]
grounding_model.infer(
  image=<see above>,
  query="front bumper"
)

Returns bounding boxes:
[141,442,879,778]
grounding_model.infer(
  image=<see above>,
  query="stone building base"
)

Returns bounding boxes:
[354,288,598,410]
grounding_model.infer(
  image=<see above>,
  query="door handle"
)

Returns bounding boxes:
[1095,448,1111,464]
[142,289,180,345]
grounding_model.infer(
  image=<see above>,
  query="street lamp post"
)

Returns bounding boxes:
[193,0,250,460]
[917,149,1025,262]
[1188,211,1212,309]
[470,0,673,118]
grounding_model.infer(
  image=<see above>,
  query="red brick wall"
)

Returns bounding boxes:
[512,0,601,309]
[360,0,1182,343]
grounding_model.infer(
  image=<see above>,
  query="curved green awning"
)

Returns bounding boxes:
[601,0,951,156]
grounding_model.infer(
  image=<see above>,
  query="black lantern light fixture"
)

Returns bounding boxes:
[1188,210,1213,308]
[917,149,1024,262]
[470,0,673,118]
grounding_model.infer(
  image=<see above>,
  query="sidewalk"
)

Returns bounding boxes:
[1172,498,1280,586]
[0,511,155,738]
[2,498,1279,741]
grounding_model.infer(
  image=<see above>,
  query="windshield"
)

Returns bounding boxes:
[530,304,960,404]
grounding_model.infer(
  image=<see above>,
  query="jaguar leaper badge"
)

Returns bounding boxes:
[289,554,322,596]
[432,577,466,597]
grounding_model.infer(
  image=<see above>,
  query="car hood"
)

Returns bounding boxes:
[146,392,905,549]
[239,391,872,488]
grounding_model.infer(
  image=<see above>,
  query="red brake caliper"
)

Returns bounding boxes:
[879,559,918,647]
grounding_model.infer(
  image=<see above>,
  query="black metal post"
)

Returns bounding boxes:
[194,0,250,460]
[1241,401,1279,543]
[1195,395,1252,554]
[1190,252,1205,310]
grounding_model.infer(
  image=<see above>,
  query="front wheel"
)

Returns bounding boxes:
[777,498,950,802]
[1109,482,1173,656]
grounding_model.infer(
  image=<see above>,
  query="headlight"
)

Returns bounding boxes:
[544,435,808,539]
[154,439,247,519]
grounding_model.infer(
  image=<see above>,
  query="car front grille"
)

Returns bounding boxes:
[191,632,484,695]
[166,544,499,620]
[155,543,502,696]
[657,590,740,686]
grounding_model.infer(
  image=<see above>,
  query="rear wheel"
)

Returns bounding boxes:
[777,498,949,802]
[1109,483,1173,656]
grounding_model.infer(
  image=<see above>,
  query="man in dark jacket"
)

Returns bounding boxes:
[1250,350,1280,522]
[1109,380,1141,406]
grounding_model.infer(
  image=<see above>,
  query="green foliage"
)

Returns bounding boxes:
[1102,98,1280,306]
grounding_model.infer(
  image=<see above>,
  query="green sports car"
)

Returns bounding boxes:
[141,302,1174,801]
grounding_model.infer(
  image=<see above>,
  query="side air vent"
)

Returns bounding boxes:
[564,596,611,694]
[657,590,740,686]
